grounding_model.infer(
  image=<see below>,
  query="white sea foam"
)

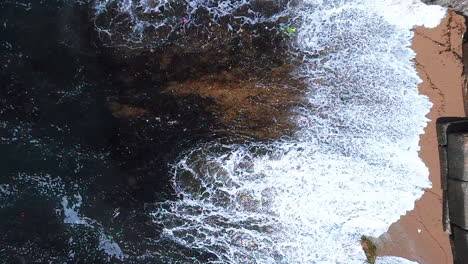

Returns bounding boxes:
[372,0,446,28]
[140,0,447,263]
[62,194,89,225]
[61,195,126,260]
[376,256,418,264]
[92,0,291,47]
[0,184,16,208]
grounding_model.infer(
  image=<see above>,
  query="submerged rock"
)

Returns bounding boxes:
[91,0,305,141]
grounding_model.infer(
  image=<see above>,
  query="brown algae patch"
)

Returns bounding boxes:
[164,64,306,140]
[110,102,151,119]
[94,0,304,141]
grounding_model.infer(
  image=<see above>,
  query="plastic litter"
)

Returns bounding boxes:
[285,27,296,35]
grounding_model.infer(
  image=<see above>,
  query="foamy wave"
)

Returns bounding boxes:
[373,0,446,29]
[156,139,428,263]
[148,0,445,263]
[92,0,292,47]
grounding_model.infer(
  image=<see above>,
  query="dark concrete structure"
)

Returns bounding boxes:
[437,117,468,264]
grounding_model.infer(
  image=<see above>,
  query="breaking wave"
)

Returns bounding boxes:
[92,0,294,48]
[129,0,446,263]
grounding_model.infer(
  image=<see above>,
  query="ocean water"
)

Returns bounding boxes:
[0,0,446,263]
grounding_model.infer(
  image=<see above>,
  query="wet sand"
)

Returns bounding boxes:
[377,10,466,264]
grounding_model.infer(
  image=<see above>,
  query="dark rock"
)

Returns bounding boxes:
[451,225,468,264]
[448,179,468,229]
[447,133,468,181]
[422,0,468,15]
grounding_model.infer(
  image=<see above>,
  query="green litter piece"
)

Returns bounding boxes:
[285,27,296,34]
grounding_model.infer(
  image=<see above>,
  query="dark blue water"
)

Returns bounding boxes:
[0,0,291,262]
[0,1,222,262]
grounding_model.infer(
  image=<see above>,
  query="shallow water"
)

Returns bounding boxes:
[0,0,446,263]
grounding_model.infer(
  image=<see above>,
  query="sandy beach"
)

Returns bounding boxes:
[377,10,466,264]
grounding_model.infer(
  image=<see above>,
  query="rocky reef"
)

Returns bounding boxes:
[97,0,306,141]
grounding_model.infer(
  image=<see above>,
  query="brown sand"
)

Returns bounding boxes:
[377,10,466,264]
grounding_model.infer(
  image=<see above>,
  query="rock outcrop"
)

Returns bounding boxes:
[422,0,468,15]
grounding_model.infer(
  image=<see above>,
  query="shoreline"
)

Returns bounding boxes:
[377,10,466,264]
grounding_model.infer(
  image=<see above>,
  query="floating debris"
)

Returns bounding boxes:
[285,27,296,34]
